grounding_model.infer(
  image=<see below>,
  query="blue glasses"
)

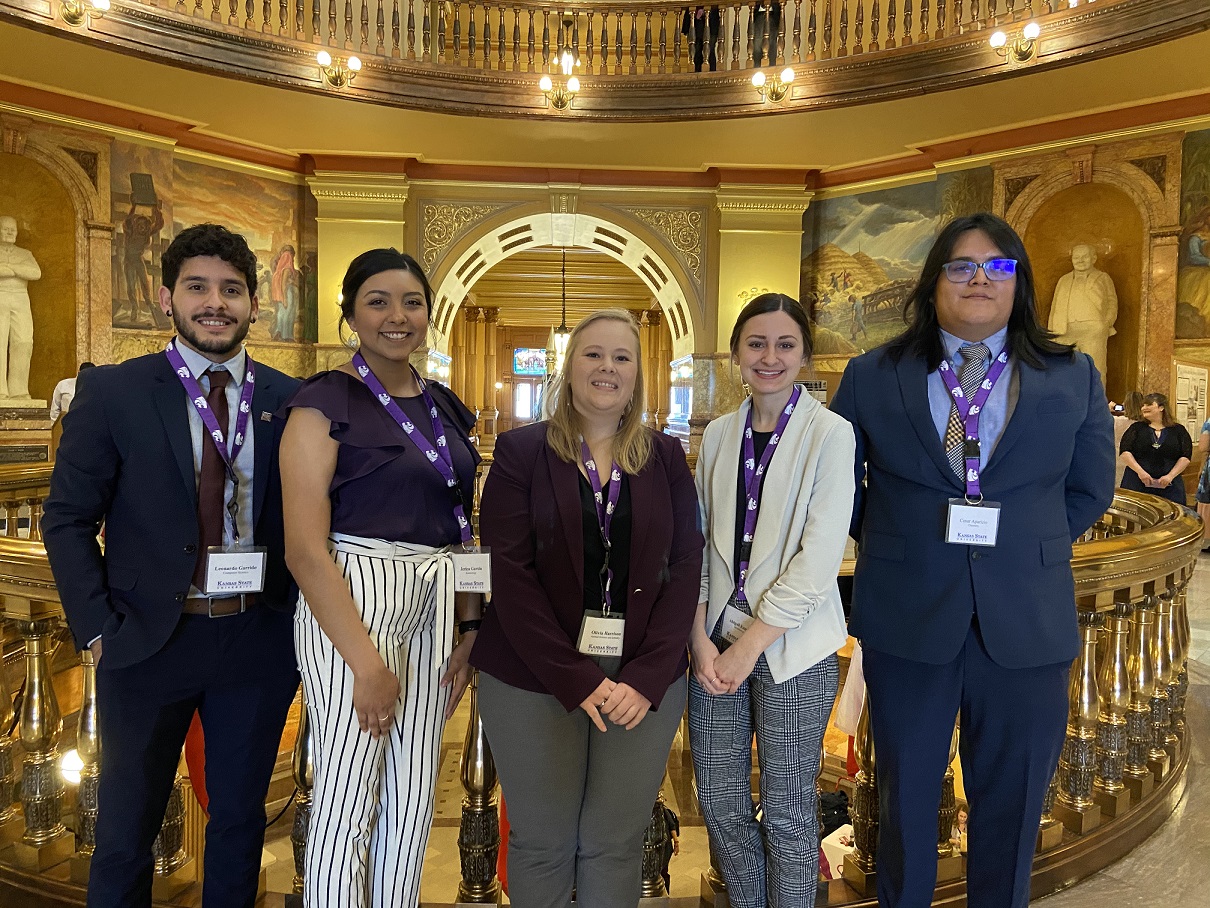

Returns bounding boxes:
[941,258,1018,283]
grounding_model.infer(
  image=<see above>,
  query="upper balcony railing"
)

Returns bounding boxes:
[2,0,1207,118]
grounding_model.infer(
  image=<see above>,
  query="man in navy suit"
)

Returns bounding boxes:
[43,224,300,908]
[831,213,1114,908]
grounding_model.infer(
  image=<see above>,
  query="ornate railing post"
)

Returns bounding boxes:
[1093,599,1131,818]
[1146,589,1173,779]
[1054,608,1102,834]
[640,794,669,897]
[69,648,101,883]
[935,718,962,882]
[842,694,877,895]
[1158,583,1180,760]
[1123,595,1157,801]
[150,774,193,898]
[289,689,314,904]
[1170,576,1190,739]
[1037,770,1062,852]
[11,618,72,870]
[0,632,19,847]
[456,670,501,904]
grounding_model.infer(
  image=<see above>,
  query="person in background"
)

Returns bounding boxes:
[1119,392,1192,506]
[1110,391,1143,486]
[471,308,702,908]
[1197,415,1210,550]
[831,212,1114,908]
[690,292,853,908]
[49,361,95,423]
[280,248,481,908]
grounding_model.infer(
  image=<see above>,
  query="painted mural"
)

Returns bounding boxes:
[801,170,994,355]
[802,181,938,355]
[110,142,173,330]
[109,143,312,345]
[1178,128,1210,340]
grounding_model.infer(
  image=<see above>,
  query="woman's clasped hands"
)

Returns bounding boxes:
[580,677,652,732]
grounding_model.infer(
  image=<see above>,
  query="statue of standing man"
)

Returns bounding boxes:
[1049,244,1118,378]
[0,216,40,401]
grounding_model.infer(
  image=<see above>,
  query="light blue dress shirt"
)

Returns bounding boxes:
[927,326,1018,471]
[174,342,257,553]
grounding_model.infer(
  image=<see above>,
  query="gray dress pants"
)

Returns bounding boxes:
[479,671,687,908]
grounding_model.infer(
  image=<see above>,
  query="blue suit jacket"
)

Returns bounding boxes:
[830,343,1115,669]
[43,351,300,670]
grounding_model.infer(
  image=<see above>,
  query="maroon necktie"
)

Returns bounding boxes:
[192,368,230,591]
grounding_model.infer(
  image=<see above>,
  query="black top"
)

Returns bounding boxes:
[280,370,480,546]
[1119,420,1193,505]
[733,429,774,579]
[580,471,632,615]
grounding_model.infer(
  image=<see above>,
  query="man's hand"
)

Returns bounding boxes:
[89,639,103,664]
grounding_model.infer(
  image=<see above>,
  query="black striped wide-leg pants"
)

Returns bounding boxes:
[295,535,453,908]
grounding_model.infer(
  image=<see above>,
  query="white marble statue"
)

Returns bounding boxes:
[0,216,40,402]
[1049,244,1118,378]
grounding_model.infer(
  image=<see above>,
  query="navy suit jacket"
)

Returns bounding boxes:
[469,422,703,713]
[43,351,300,670]
[830,344,1115,669]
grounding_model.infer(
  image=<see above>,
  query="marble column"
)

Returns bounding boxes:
[463,306,483,414]
[452,308,469,403]
[482,307,500,434]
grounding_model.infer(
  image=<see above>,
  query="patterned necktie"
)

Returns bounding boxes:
[192,368,230,591]
[944,343,990,478]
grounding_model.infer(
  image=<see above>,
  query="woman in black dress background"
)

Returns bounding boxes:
[1119,392,1193,505]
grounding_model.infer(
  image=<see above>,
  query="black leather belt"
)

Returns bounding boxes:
[181,594,258,617]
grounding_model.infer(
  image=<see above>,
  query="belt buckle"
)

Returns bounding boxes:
[207,594,247,618]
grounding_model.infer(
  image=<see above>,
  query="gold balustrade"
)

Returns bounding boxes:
[0,458,1200,904]
[2,0,1205,118]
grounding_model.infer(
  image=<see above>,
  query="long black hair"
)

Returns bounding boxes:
[884,212,1073,371]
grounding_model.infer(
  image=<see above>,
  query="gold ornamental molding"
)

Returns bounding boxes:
[611,205,705,289]
[420,201,513,268]
[1,0,1206,120]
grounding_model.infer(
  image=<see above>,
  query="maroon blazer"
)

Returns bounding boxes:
[470,421,703,713]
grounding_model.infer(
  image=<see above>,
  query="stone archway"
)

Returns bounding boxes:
[429,209,701,359]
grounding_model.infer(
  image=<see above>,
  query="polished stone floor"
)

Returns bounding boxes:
[261,551,1210,906]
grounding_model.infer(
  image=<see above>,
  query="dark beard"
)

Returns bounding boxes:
[172,311,252,358]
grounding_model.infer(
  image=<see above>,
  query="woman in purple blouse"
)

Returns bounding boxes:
[279,249,481,908]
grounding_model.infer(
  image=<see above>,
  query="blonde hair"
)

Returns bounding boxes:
[546,308,652,475]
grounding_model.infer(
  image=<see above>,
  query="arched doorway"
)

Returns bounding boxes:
[429,211,700,358]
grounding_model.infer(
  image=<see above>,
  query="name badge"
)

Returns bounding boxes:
[945,499,1001,547]
[452,546,492,594]
[576,610,625,658]
[204,545,267,595]
[720,602,755,645]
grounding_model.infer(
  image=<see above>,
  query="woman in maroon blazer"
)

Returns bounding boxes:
[471,308,703,908]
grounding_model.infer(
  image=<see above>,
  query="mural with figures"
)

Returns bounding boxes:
[1178,128,1210,340]
[110,142,311,345]
[801,170,993,356]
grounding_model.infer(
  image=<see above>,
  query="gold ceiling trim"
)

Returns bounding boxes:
[2,0,1204,121]
[172,146,305,184]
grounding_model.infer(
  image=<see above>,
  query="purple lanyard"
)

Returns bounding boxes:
[353,353,473,545]
[937,345,1010,499]
[737,384,802,604]
[164,340,256,540]
[580,438,622,614]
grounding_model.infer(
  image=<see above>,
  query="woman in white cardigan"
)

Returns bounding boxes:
[689,293,854,908]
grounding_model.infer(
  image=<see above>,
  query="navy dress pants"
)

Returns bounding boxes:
[862,622,1070,908]
[88,607,299,908]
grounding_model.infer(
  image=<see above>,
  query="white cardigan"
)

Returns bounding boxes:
[696,392,854,683]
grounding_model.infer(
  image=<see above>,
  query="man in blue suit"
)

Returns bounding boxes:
[831,213,1115,908]
[43,224,300,907]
